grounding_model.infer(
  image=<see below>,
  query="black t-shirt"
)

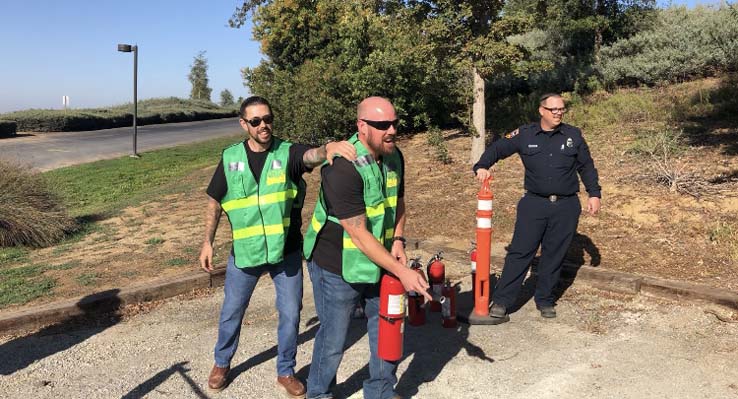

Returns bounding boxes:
[311,150,405,276]
[206,140,311,255]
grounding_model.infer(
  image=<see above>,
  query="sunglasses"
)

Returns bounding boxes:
[361,118,399,130]
[243,114,274,127]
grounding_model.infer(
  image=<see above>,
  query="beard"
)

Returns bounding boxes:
[250,126,272,145]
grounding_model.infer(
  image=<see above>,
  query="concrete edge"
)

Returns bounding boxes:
[0,269,226,336]
[413,238,738,312]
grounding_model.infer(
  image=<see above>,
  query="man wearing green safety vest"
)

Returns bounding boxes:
[199,96,356,397]
[303,96,432,399]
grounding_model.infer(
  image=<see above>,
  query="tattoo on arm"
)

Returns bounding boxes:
[204,198,222,244]
[344,214,365,229]
[303,145,328,168]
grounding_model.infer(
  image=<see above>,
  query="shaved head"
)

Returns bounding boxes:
[357,96,395,120]
[356,96,398,158]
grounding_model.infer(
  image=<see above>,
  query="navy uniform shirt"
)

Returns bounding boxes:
[473,122,601,198]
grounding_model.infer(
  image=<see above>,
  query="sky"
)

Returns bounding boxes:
[0,0,718,113]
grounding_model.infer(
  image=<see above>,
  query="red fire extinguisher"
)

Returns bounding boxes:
[470,241,477,298]
[441,279,457,328]
[378,273,406,361]
[407,257,426,326]
[427,252,445,312]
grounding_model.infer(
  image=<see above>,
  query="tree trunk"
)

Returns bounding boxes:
[594,28,603,64]
[470,66,486,164]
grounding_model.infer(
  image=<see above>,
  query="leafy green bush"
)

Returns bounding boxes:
[599,6,738,86]
[0,97,237,133]
[0,160,78,247]
[0,120,16,137]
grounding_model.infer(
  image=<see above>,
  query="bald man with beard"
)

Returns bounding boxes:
[302,97,431,399]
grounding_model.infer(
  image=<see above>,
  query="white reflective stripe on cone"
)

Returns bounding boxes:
[477,199,493,211]
[471,261,476,272]
[477,218,492,228]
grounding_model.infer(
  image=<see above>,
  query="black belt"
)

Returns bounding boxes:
[526,191,577,202]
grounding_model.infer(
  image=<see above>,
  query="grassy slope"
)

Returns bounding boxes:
[0,134,242,308]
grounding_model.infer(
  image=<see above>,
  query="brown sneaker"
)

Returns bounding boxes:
[208,365,229,392]
[276,375,306,398]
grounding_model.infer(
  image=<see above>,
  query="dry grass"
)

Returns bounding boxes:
[0,161,77,247]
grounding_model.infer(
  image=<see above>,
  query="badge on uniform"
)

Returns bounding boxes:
[566,137,573,148]
[505,128,519,139]
[228,162,245,172]
[271,159,282,170]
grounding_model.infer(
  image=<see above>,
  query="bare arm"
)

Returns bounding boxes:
[303,141,357,168]
[390,197,407,265]
[340,213,430,301]
[199,196,222,272]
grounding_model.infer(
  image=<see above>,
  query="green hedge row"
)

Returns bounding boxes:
[6,110,237,133]
[0,97,239,133]
[0,120,16,137]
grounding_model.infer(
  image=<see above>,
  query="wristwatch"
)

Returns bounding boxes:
[392,236,407,248]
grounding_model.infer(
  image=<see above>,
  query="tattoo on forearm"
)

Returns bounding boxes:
[303,145,328,168]
[345,214,365,229]
[204,199,222,243]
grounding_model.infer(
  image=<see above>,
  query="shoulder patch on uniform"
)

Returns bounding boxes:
[504,128,519,139]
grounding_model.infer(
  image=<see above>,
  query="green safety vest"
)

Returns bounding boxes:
[303,133,402,283]
[221,137,306,268]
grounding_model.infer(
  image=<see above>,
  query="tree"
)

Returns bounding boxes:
[220,89,235,107]
[232,1,463,142]
[411,1,541,162]
[188,51,212,101]
[501,0,656,93]
[228,1,542,160]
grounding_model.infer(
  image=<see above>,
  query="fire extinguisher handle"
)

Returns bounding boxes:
[426,289,446,304]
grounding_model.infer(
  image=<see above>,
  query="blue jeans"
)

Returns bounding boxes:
[306,260,398,399]
[213,250,303,376]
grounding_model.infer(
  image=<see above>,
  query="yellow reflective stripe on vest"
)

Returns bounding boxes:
[311,214,322,232]
[233,219,289,240]
[385,228,394,240]
[387,176,398,188]
[221,196,258,212]
[366,202,385,218]
[221,189,297,212]
[343,237,358,249]
[384,196,397,208]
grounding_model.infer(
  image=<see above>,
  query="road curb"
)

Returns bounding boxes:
[0,269,225,336]
[414,239,738,312]
[2,241,737,336]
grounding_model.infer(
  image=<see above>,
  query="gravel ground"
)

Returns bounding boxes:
[1,274,737,399]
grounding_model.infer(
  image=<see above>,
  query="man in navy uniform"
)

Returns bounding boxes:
[473,93,601,323]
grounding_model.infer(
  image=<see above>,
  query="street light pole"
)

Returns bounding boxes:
[117,43,139,158]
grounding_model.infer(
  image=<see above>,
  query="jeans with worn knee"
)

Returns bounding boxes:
[306,260,398,399]
[213,250,303,377]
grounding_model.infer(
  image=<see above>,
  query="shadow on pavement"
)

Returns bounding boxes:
[395,289,495,398]
[0,289,122,375]
[506,232,601,314]
[121,361,208,399]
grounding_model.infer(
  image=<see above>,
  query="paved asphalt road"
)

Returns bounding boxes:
[0,118,242,171]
